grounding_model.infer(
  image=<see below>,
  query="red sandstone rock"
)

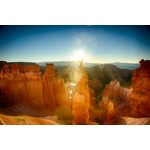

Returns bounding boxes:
[20,65,40,73]
[103,80,131,105]
[99,80,132,122]
[130,59,150,117]
[71,62,91,125]
[10,64,20,74]
[99,97,116,122]
[0,63,67,110]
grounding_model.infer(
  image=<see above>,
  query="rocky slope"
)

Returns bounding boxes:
[0,113,59,125]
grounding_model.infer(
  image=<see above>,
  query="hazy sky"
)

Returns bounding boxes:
[0,25,150,63]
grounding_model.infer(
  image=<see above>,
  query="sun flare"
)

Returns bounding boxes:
[74,50,87,61]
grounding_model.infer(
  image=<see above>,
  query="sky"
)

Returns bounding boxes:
[0,25,150,63]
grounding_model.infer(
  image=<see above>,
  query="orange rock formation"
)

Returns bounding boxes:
[130,59,150,117]
[0,63,67,109]
[100,97,116,121]
[99,80,132,122]
[71,62,91,125]
[103,80,132,104]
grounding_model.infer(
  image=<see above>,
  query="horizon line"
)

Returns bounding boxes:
[0,60,141,64]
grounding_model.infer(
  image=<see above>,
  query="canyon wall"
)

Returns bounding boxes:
[0,63,67,109]
[130,59,150,117]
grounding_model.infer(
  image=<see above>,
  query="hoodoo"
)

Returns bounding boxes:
[71,61,91,124]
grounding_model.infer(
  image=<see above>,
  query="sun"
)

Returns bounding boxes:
[74,49,86,61]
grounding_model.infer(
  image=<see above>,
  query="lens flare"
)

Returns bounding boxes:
[69,90,73,94]
[74,49,86,61]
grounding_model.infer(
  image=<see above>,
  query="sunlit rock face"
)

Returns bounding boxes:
[0,63,66,109]
[130,59,150,117]
[102,80,132,107]
[20,65,40,73]
[99,80,132,123]
[71,62,90,125]
[43,64,56,107]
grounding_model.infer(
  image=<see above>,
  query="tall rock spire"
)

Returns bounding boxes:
[71,61,90,124]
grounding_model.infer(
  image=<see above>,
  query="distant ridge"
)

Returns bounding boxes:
[110,62,140,70]
[37,61,139,70]
[0,61,37,69]
[0,60,140,70]
[8,62,37,65]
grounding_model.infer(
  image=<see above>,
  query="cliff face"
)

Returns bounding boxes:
[130,59,150,117]
[0,63,67,109]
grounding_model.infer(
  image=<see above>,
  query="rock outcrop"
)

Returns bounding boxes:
[101,59,150,118]
[0,63,67,109]
[103,80,132,105]
[99,97,116,122]
[99,80,132,123]
[71,61,91,125]
[130,59,150,117]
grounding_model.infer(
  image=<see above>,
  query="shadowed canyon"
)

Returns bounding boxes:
[0,59,150,125]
